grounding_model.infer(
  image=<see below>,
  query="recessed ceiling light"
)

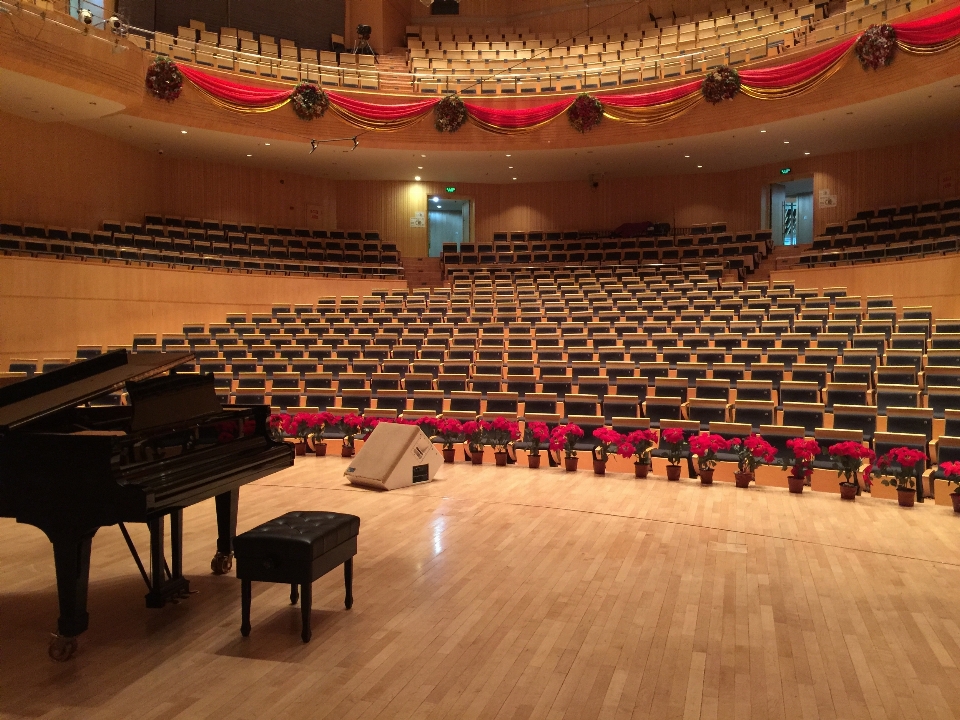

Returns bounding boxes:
[684,155,690,158]
[181,130,187,134]
[697,165,702,168]
[264,143,270,146]
[508,166,513,169]
[783,141,789,144]
[804,152,810,155]
[246,154,252,157]
[512,177,517,180]
[418,166,423,169]
[421,154,426,157]
[506,154,512,157]
[760,130,766,133]
[432,196,440,202]
[415,176,421,181]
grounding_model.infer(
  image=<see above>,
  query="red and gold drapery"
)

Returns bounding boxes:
[463,98,572,134]
[739,37,856,99]
[894,4,960,53]
[601,80,703,124]
[166,4,960,133]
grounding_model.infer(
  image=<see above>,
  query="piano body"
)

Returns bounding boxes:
[0,350,294,660]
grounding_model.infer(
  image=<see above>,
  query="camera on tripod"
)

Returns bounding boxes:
[356,24,372,40]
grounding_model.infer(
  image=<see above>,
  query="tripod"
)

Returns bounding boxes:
[353,34,377,60]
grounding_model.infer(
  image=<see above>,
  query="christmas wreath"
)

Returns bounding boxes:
[702,66,740,104]
[290,82,329,120]
[434,94,467,132]
[145,56,183,102]
[568,94,603,133]
[854,24,897,70]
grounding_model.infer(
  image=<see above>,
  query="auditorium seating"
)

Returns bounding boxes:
[793,198,960,268]
[9,272,960,492]
[113,0,935,95]
[0,216,403,279]
[440,227,770,279]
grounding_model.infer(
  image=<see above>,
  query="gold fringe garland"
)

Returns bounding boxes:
[740,51,850,100]
[897,37,960,54]
[466,106,572,135]
[187,83,292,113]
[601,92,702,125]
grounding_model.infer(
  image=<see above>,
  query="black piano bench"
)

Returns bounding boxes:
[235,511,360,643]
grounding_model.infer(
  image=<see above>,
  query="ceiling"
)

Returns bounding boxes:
[2,66,959,183]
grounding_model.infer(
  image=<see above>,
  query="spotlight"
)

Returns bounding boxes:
[108,15,121,31]
[80,8,92,24]
[310,139,318,154]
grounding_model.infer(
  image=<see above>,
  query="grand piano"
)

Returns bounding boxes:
[0,349,294,660]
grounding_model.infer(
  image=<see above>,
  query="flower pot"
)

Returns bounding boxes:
[564,456,578,472]
[734,472,754,488]
[341,445,355,458]
[314,442,327,457]
[495,451,508,467]
[294,441,306,457]
[897,487,915,508]
[593,459,606,476]
[528,453,541,469]
[952,491,960,514]
[634,463,649,479]
[839,481,858,501]
[666,464,682,481]
[787,475,805,494]
[471,450,484,465]
[699,469,714,485]
[442,448,456,464]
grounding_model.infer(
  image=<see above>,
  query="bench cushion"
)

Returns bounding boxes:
[235,511,360,565]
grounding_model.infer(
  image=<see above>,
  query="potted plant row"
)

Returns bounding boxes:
[549,424,584,471]
[938,461,960,513]
[730,435,777,487]
[781,437,822,493]
[828,441,875,500]
[871,447,926,507]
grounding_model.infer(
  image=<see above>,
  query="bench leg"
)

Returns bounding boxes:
[300,582,312,643]
[344,557,354,610]
[240,579,252,637]
[290,583,299,605]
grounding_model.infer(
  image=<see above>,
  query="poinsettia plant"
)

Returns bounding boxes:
[730,434,777,473]
[872,446,925,490]
[462,419,491,453]
[568,93,603,133]
[619,429,659,464]
[550,424,584,458]
[487,416,520,453]
[309,411,336,438]
[688,433,731,472]
[523,421,551,456]
[592,427,624,462]
[361,415,392,439]
[855,24,897,71]
[661,428,688,466]
[267,413,287,441]
[828,441,875,490]
[938,461,960,492]
[336,413,365,448]
[428,417,463,450]
[781,437,822,479]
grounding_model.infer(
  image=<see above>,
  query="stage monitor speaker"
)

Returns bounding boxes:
[345,423,442,490]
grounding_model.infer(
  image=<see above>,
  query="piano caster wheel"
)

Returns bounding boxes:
[48,634,78,662]
[210,552,234,575]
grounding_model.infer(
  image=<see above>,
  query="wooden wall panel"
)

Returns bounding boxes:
[769,253,960,319]
[0,256,404,367]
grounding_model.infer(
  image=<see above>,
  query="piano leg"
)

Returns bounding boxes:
[49,532,96,661]
[145,511,190,608]
[211,489,238,575]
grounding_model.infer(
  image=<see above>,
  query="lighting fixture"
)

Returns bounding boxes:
[415,176,421,181]
[508,166,513,169]
[697,165,702,168]
[512,177,517,180]
[684,155,689,158]
[421,154,426,157]
[783,141,789,144]
[432,196,440,202]
[418,166,423,169]
[760,130,766,133]
[506,154,512,157]
[804,152,810,155]
[246,154,252,157]
[181,130,187,134]
[264,143,270,146]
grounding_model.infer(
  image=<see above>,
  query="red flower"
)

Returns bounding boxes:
[550,424,583,456]
[662,428,686,445]
[939,461,960,478]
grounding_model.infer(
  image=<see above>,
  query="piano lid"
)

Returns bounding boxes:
[0,349,193,432]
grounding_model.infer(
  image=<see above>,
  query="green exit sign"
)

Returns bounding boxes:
[780,168,792,175]
[445,186,456,193]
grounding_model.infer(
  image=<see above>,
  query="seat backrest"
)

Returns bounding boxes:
[758,424,806,461]
[885,407,934,441]
[733,400,775,430]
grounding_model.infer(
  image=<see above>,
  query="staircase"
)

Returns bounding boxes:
[375,51,414,93]
[401,258,444,289]
[752,245,802,283]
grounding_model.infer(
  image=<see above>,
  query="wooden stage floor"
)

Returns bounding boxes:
[2,456,960,720]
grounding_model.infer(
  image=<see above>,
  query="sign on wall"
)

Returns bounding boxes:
[307,204,322,225]
[410,211,425,228]
[818,189,837,207]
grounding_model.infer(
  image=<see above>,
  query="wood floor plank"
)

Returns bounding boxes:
[2,457,960,720]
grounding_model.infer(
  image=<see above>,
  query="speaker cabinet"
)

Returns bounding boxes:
[345,423,442,490]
